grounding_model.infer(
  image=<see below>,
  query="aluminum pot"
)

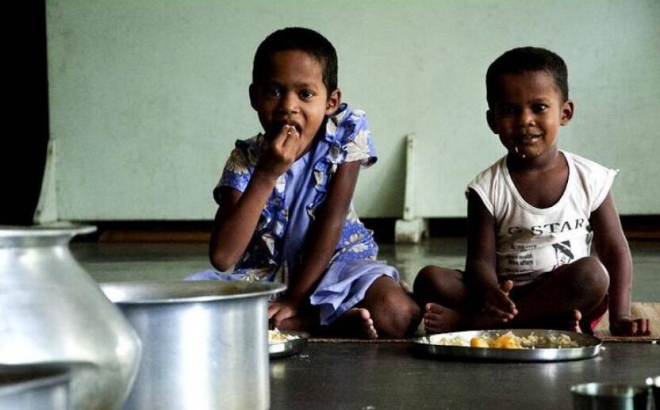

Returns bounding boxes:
[101,280,286,410]
[0,364,71,410]
[0,225,142,410]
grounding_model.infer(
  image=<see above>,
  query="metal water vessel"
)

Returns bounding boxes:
[0,225,141,409]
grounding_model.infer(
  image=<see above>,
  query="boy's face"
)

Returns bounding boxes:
[486,70,573,161]
[250,50,340,145]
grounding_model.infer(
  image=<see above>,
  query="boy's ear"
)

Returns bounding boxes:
[325,89,342,115]
[486,110,498,134]
[249,84,258,111]
[560,100,574,125]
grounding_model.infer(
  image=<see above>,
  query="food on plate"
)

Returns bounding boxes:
[470,337,490,348]
[432,331,580,349]
[467,333,521,349]
[490,333,522,349]
[268,329,300,344]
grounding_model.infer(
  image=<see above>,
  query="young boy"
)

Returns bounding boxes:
[414,47,649,336]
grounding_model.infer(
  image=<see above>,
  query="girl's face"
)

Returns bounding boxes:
[250,50,340,146]
[487,70,573,162]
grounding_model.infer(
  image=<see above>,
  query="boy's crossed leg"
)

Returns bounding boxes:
[413,259,607,334]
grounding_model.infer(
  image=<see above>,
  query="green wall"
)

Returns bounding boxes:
[45,0,660,220]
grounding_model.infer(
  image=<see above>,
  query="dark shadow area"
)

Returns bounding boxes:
[1,1,49,225]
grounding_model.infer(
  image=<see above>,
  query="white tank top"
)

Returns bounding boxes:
[467,151,617,285]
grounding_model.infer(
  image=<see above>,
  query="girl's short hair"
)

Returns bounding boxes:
[486,47,569,106]
[252,27,338,93]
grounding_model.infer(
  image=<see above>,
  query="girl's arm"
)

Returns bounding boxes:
[270,160,360,325]
[466,189,517,321]
[590,193,649,335]
[210,126,302,271]
[209,176,275,271]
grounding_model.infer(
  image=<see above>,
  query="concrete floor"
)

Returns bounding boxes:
[72,237,659,410]
[269,342,658,410]
[74,237,659,302]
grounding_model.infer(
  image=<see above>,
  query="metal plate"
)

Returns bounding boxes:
[413,329,602,362]
[269,331,309,359]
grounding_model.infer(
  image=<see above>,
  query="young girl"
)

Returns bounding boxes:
[189,27,419,339]
[414,47,650,336]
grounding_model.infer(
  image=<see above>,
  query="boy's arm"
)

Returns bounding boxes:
[269,161,360,326]
[590,193,649,336]
[466,189,517,321]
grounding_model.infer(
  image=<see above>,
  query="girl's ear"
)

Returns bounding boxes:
[486,110,498,134]
[560,99,575,125]
[325,89,342,115]
[249,84,258,111]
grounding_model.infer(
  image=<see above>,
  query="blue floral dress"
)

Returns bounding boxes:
[187,104,399,325]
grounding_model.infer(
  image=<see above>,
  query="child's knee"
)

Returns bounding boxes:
[413,265,449,291]
[568,257,610,297]
[413,266,435,285]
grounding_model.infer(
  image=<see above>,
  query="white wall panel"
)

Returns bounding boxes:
[46,0,660,220]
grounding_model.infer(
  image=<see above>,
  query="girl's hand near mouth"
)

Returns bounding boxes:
[258,124,302,179]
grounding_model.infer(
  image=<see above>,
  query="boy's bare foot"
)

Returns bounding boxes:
[331,308,378,339]
[551,309,582,333]
[424,301,518,334]
[540,309,583,333]
[569,309,582,333]
[423,303,462,334]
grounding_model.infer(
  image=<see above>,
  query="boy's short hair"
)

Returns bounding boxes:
[252,27,338,93]
[486,47,569,106]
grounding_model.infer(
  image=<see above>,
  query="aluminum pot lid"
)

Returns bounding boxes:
[101,280,286,304]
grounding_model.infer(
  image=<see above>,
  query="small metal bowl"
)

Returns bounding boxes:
[571,382,650,410]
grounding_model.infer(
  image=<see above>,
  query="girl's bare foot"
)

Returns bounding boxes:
[275,316,316,333]
[331,308,378,339]
[423,303,462,335]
